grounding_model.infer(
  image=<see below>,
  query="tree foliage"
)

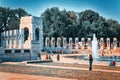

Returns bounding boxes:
[0,7,30,47]
[41,7,120,41]
[0,7,120,42]
[0,7,30,32]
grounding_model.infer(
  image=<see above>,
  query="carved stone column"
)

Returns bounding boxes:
[21,29,24,53]
[6,31,9,48]
[57,37,61,48]
[8,31,10,48]
[100,38,104,50]
[75,38,78,49]
[51,37,55,47]
[9,30,12,48]
[107,38,110,50]
[69,38,72,49]
[63,38,66,48]
[46,37,49,47]
[81,38,85,49]
[16,30,19,48]
[11,30,15,53]
[113,38,117,50]
[87,38,91,49]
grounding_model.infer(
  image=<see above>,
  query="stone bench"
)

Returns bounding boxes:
[27,59,53,63]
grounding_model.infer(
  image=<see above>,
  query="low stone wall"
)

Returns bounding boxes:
[43,47,72,53]
[0,53,31,62]
[0,49,37,62]
[0,48,5,54]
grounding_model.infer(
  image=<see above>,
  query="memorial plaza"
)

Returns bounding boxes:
[0,16,120,80]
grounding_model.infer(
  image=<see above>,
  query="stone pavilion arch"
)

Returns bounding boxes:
[0,16,43,61]
[24,27,29,42]
[35,27,39,41]
[20,16,43,54]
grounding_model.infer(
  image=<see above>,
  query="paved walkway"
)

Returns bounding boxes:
[41,54,120,66]
[1,54,120,80]
[0,72,77,80]
[26,63,120,73]
[3,54,120,74]
[3,61,120,73]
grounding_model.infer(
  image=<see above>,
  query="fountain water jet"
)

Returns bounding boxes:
[92,34,99,59]
[65,34,120,62]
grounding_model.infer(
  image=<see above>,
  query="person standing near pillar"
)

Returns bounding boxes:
[88,52,93,71]
[57,53,60,61]
[45,53,48,60]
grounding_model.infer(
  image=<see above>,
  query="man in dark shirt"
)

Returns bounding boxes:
[89,52,93,71]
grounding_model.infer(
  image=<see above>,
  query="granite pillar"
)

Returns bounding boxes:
[69,38,72,49]
[75,38,78,49]
[63,38,66,48]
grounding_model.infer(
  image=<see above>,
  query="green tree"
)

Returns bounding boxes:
[106,19,120,40]
[0,7,30,47]
[77,10,101,39]
[0,7,30,32]
[41,7,120,41]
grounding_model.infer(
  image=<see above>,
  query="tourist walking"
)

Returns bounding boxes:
[102,49,105,57]
[45,54,48,60]
[38,53,41,60]
[48,55,51,60]
[88,52,93,71]
[57,53,60,61]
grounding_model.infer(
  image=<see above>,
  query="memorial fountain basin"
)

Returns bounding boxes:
[64,55,120,62]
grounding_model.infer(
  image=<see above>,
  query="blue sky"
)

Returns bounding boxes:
[0,0,120,23]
